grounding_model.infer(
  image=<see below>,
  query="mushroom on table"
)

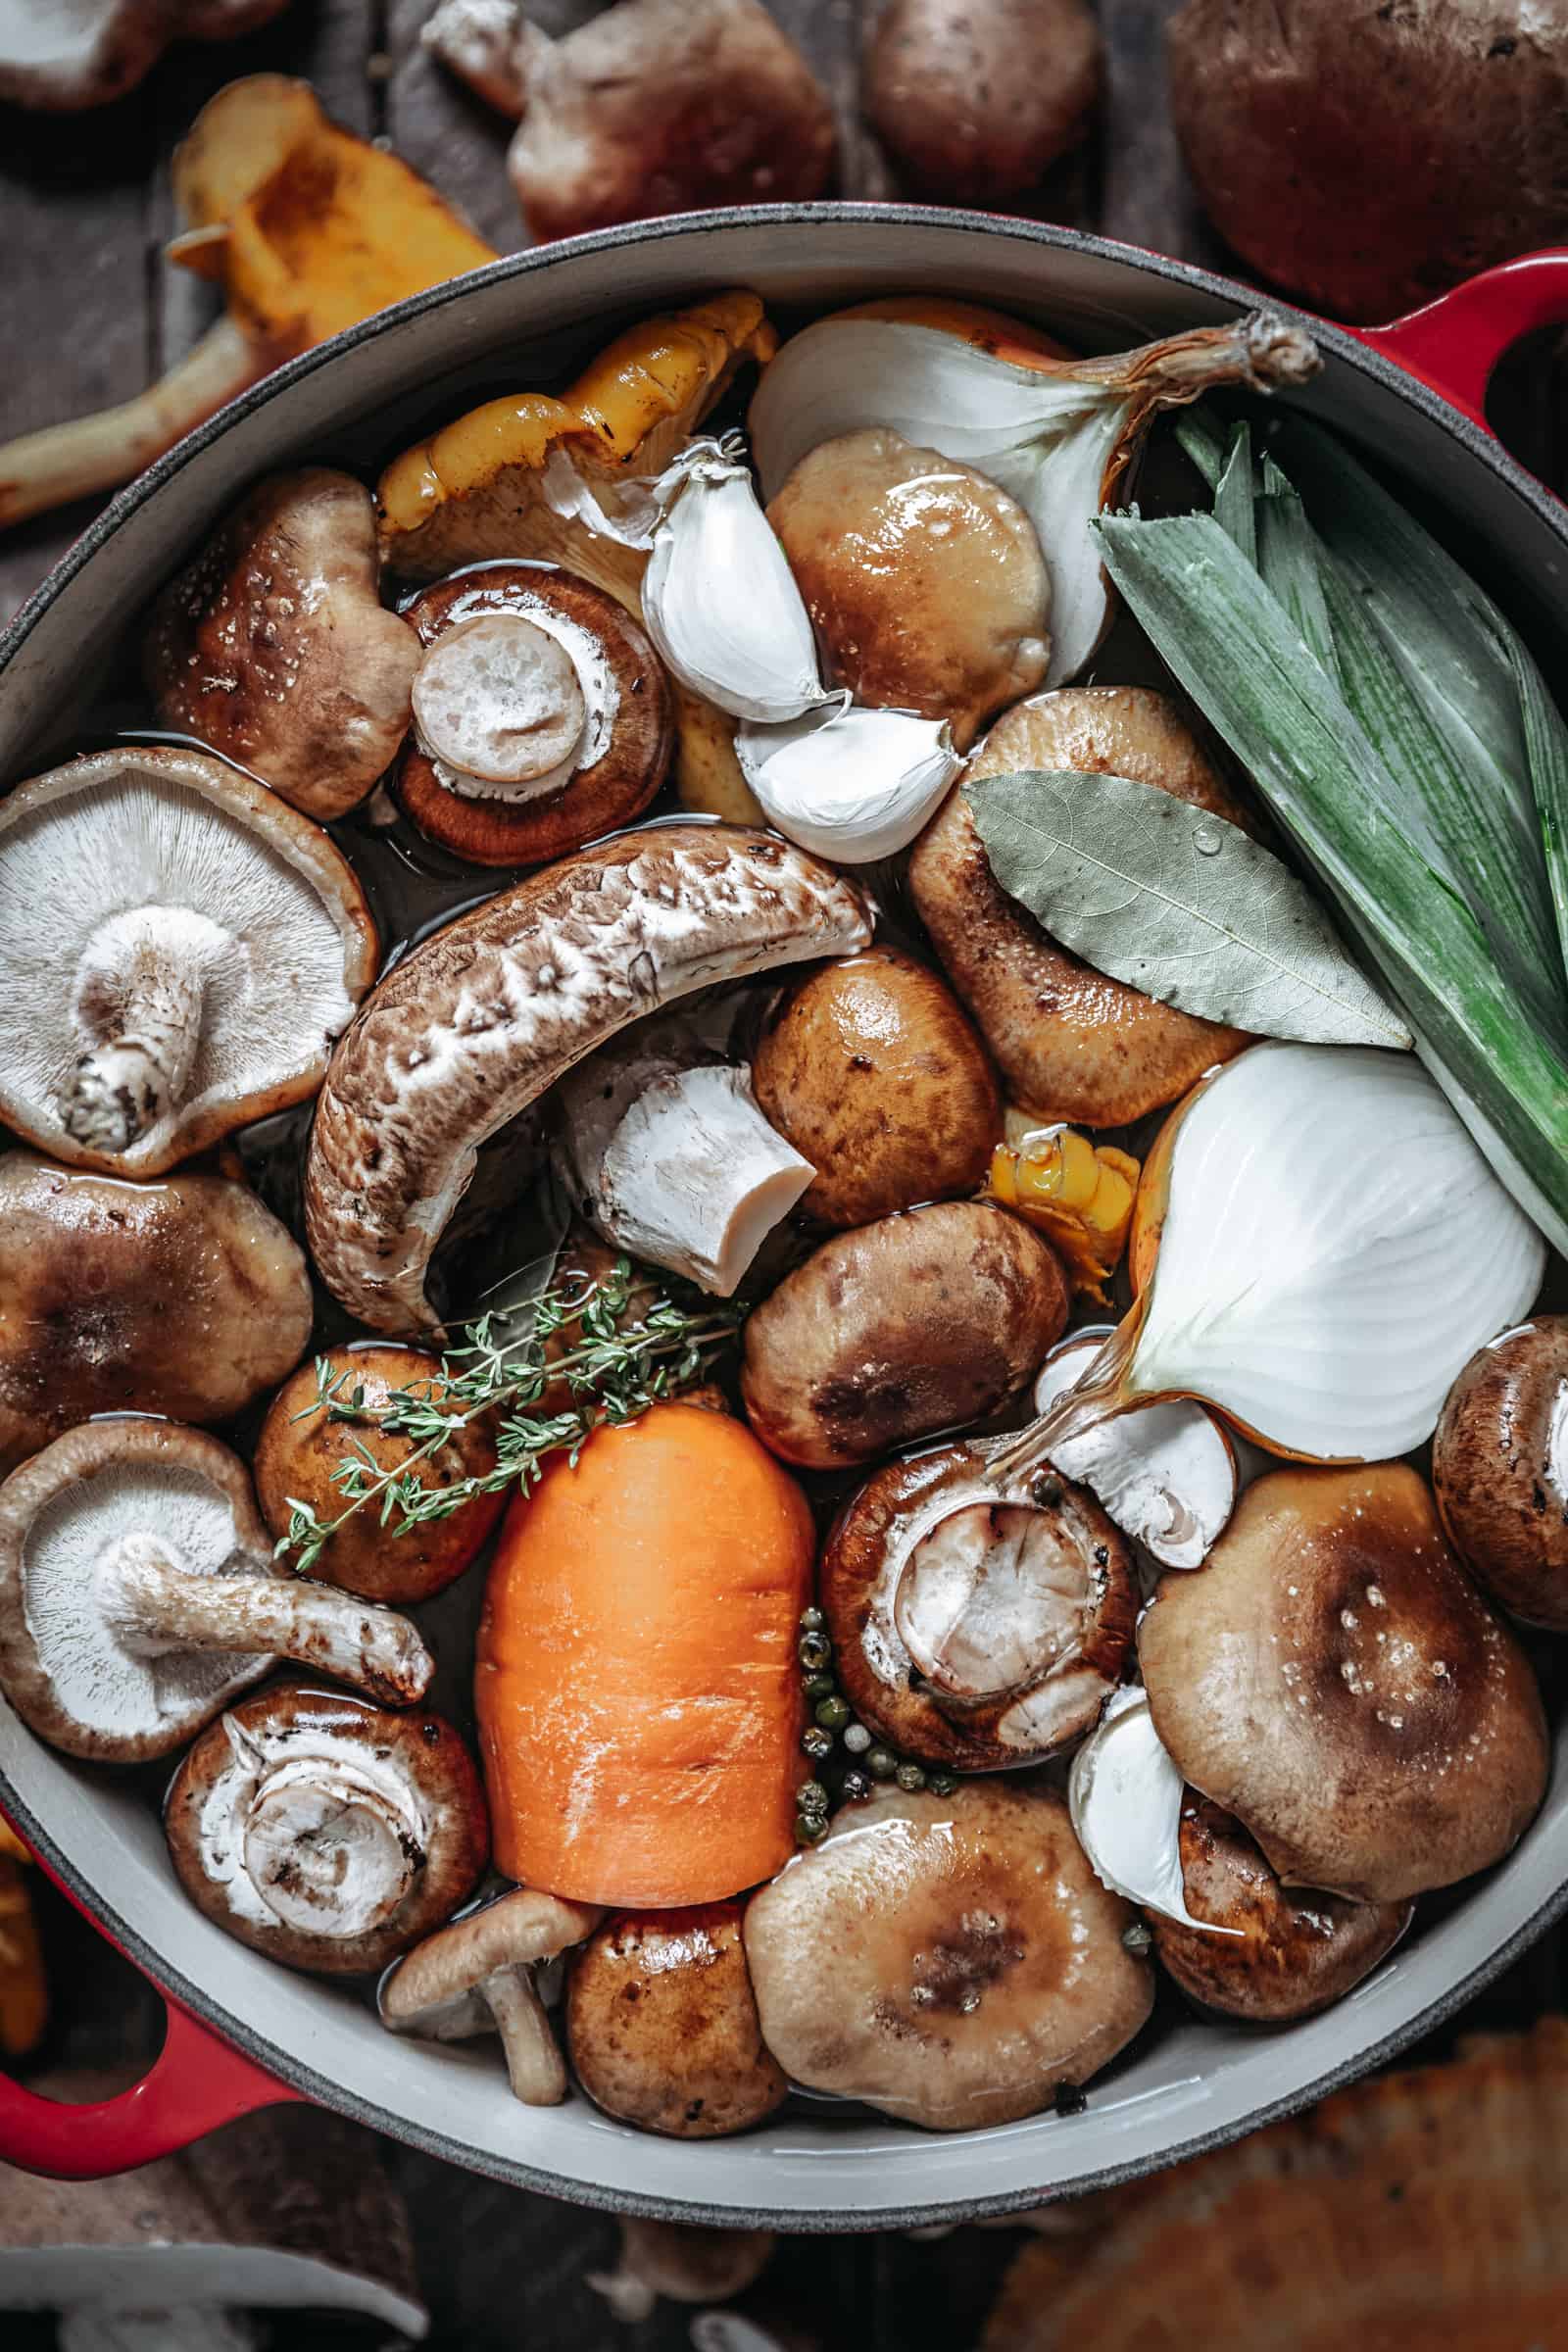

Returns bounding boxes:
[381,1885,603,2104]
[0,1,291,111]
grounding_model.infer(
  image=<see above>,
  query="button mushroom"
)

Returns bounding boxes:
[740,1200,1067,1471]
[394,563,673,866]
[165,1683,488,1975]
[1151,1795,1413,2024]
[0,1151,313,1472]
[0,1,290,110]
[145,470,421,822]
[380,1885,602,2104]
[750,947,1002,1229]
[864,0,1102,203]
[305,824,871,1335]
[0,747,376,1174]
[1433,1318,1568,1632]
[1138,1465,1550,1903]
[907,688,1253,1124]
[767,427,1050,750]
[253,1346,506,1605]
[1033,1327,1238,1572]
[743,1782,1152,2131]
[565,1901,788,2137]
[0,1420,434,1765]
[819,1442,1137,1767]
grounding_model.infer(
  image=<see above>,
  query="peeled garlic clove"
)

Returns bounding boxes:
[1033,1329,1237,1569]
[737,701,961,863]
[642,437,824,723]
[1069,1686,1239,1935]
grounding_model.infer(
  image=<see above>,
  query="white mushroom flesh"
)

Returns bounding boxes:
[1033,1330,1237,1570]
[895,1499,1089,1699]
[1069,1686,1239,1934]
[413,605,619,805]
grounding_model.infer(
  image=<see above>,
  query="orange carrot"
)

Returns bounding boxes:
[475,1402,814,1908]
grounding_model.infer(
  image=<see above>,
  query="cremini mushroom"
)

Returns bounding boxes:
[1033,1328,1238,1571]
[750,947,1002,1229]
[0,747,376,1175]
[145,470,420,822]
[565,1901,788,2137]
[743,1782,1152,2131]
[395,563,673,866]
[556,1014,812,1296]
[305,824,871,1336]
[767,428,1051,749]
[820,1443,1137,1767]
[1152,1794,1413,2024]
[1139,1465,1550,1903]
[0,1,290,111]
[1434,1318,1568,1632]
[380,1884,602,2103]
[0,1152,313,1472]
[0,1420,433,1765]
[165,1684,488,1975]
[741,1200,1067,1470]
[422,0,546,115]
[253,1346,505,1605]
[907,687,1253,1124]
[864,0,1102,201]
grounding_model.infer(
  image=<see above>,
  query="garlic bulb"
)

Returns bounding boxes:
[737,700,961,863]
[641,435,825,724]
[749,310,1320,686]
[1070,1686,1238,1935]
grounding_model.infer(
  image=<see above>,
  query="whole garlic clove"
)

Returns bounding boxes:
[737,701,961,863]
[1069,1685,1240,1935]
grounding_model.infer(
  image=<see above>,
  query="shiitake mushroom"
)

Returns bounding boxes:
[1434,1317,1568,1632]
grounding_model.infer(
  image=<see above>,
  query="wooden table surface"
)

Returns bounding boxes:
[2,6,1563,2348]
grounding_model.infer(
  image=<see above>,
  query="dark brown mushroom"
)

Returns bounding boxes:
[1433,1317,1568,1631]
[380,1884,602,2102]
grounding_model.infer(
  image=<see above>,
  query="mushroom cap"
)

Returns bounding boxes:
[0,1418,278,1764]
[743,1782,1152,2131]
[1152,1794,1413,2024]
[1434,1317,1568,1631]
[0,0,290,110]
[0,746,377,1176]
[565,1900,788,2138]
[0,1152,313,1473]
[864,0,1102,203]
[1139,1464,1550,1903]
[750,946,1003,1229]
[768,427,1051,749]
[165,1683,489,1976]
[144,469,421,821]
[381,1884,603,2030]
[254,1346,505,1605]
[394,564,672,866]
[821,1442,1138,1768]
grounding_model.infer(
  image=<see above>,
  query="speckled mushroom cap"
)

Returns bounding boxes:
[743,1781,1152,2132]
[305,822,871,1335]
[1139,1464,1550,1905]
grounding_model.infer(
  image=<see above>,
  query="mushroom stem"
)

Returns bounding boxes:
[239,1749,425,1940]
[100,1532,434,1706]
[67,905,237,1154]
[482,1963,570,2104]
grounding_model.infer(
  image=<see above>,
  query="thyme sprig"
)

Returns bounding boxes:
[276,1256,740,1575]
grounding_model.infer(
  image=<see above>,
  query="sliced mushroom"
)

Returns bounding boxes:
[767,428,1050,749]
[380,1884,602,2102]
[0,747,377,1174]
[0,1,290,112]
[1139,1464,1550,1903]
[750,946,1002,1229]
[306,824,872,1335]
[1033,1327,1238,1570]
[394,564,673,865]
[0,1152,313,1473]
[1152,1794,1414,2024]
[145,469,421,822]
[165,1684,488,1975]
[741,1200,1066,1470]
[907,688,1253,1124]
[743,1782,1152,2131]
[253,1346,506,1605]
[557,1015,812,1295]
[0,1420,434,1764]
[820,1442,1137,1767]
[1433,1317,1568,1631]
[565,1901,789,2137]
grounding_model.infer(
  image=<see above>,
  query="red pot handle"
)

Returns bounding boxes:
[1,1813,301,2178]
[1353,247,1568,430]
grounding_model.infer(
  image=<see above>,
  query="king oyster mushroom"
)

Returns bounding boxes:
[0,747,377,1174]
[1139,1465,1550,1904]
[394,564,674,866]
[144,469,421,821]
[165,1683,488,1975]
[0,1420,434,1764]
[1033,1327,1238,1572]
[743,1782,1152,2131]
[1433,1318,1568,1632]
[381,1884,603,2105]
[0,1152,313,1472]
[306,823,871,1335]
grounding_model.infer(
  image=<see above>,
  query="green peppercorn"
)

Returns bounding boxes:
[841,1769,871,1803]
[842,1721,871,1755]
[865,1745,897,1781]
[796,1780,829,1815]
[927,1771,958,1797]
[798,1631,831,1672]
[801,1725,835,1762]
[895,1761,927,1792]
[795,1812,829,1846]
[814,1695,851,1733]
[803,1671,837,1702]
[800,1606,826,1632]
[1121,1922,1154,1953]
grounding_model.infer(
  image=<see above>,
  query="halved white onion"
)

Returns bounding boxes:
[737,701,960,864]
[1069,1686,1238,1934]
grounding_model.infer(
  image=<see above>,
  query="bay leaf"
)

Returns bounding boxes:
[966,767,1412,1049]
